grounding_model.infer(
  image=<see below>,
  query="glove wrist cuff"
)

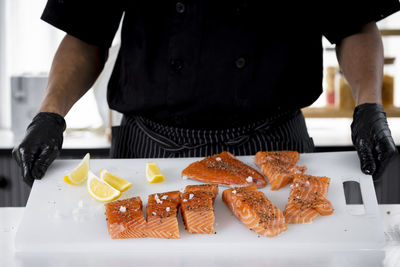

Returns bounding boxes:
[29,112,66,132]
[353,103,384,118]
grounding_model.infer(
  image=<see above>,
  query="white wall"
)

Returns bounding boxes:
[0,0,105,130]
[7,0,63,74]
[378,11,400,106]
[0,0,10,129]
[1,0,61,129]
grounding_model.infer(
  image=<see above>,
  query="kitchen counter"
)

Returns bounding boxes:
[305,117,400,147]
[1,121,399,207]
[0,129,110,150]
[1,117,400,150]
[1,206,399,267]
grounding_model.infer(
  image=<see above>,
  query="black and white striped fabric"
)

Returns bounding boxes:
[110,110,314,158]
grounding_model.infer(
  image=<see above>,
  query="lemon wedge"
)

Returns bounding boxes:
[99,168,132,192]
[87,171,121,202]
[64,153,90,185]
[145,162,165,183]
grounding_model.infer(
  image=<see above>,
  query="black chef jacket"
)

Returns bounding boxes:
[41,0,400,129]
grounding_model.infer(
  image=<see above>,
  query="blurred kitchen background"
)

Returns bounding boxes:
[0,0,400,206]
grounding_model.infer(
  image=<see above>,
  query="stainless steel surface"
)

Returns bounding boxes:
[11,74,47,144]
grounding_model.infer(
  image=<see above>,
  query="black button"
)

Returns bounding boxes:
[236,2,248,15]
[235,57,246,69]
[173,115,185,125]
[176,2,185,14]
[170,58,184,71]
[0,176,8,188]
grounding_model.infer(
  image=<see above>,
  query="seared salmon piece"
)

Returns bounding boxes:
[254,151,306,190]
[181,184,218,234]
[283,174,334,224]
[222,185,288,237]
[104,197,147,239]
[146,191,181,239]
[182,151,267,188]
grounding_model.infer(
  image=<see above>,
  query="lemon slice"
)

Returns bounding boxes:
[99,168,132,192]
[87,171,121,202]
[64,153,90,185]
[145,162,165,183]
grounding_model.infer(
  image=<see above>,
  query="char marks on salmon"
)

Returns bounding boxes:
[182,152,267,188]
[181,184,219,234]
[283,174,334,224]
[222,185,288,237]
[254,151,306,190]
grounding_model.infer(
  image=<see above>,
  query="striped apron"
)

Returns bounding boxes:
[110,110,314,158]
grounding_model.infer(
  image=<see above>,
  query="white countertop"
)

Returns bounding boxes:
[0,129,13,149]
[0,129,110,150]
[306,118,400,147]
[1,206,399,267]
[1,117,399,150]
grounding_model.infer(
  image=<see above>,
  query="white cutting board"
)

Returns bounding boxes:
[15,151,384,253]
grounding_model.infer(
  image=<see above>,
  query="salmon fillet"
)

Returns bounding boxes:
[104,197,147,239]
[222,185,288,237]
[146,191,181,239]
[254,151,306,190]
[283,174,334,224]
[182,151,267,188]
[105,191,181,239]
[181,184,218,234]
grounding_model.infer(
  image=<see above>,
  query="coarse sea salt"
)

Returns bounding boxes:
[155,194,163,204]
[165,207,170,212]
[119,206,127,212]
[189,193,194,200]
[182,175,188,180]
[232,190,237,194]
[161,195,168,200]
[215,157,222,161]
[246,176,253,183]
[183,199,188,202]
[152,212,157,216]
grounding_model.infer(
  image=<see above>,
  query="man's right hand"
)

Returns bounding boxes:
[12,112,66,186]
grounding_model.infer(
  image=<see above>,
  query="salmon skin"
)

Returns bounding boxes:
[181,184,218,234]
[283,174,334,224]
[105,191,181,239]
[182,151,267,188]
[254,151,306,190]
[222,185,288,237]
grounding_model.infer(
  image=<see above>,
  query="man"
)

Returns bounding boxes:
[13,1,399,186]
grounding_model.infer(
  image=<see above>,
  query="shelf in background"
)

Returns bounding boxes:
[302,106,400,118]
[380,29,400,36]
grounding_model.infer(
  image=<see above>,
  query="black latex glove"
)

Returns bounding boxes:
[12,112,66,186]
[351,103,398,180]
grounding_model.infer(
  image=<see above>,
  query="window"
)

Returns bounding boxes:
[0,0,121,134]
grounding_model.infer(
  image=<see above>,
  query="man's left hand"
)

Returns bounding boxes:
[351,103,398,180]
